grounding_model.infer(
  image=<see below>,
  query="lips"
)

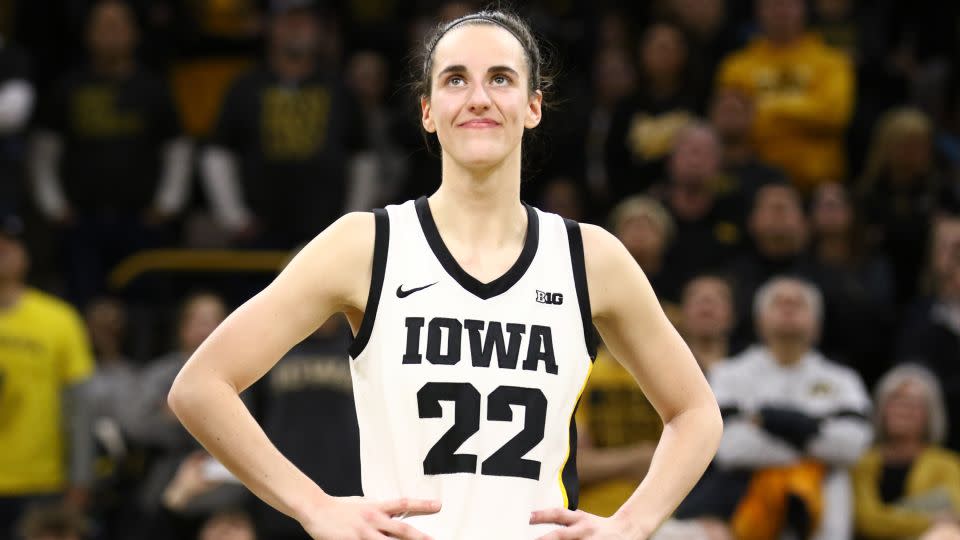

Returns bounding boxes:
[458,118,501,128]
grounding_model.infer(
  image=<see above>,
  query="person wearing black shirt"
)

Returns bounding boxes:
[250,316,360,540]
[30,0,191,308]
[201,0,365,249]
[0,41,33,216]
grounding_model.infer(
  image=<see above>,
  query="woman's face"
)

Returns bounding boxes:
[811,182,852,236]
[888,131,932,179]
[640,23,687,82]
[421,24,542,171]
[883,380,930,443]
[617,215,666,265]
[681,278,734,338]
[179,296,226,353]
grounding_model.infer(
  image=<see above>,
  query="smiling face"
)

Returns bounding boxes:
[421,24,543,171]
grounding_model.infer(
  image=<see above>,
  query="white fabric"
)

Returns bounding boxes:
[0,80,33,133]
[350,200,593,539]
[200,146,251,230]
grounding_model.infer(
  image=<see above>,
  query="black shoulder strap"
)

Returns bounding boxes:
[349,208,389,358]
[563,219,598,360]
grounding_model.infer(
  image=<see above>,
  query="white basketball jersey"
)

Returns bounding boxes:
[348,197,597,539]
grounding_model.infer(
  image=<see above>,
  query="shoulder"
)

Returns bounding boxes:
[920,447,960,469]
[578,222,627,274]
[711,347,763,380]
[22,288,81,322]
[814,352,866,386]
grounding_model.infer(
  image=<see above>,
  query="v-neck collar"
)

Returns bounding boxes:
[415,196,539,300]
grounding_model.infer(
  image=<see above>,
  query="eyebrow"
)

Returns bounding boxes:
[436,65,520,78]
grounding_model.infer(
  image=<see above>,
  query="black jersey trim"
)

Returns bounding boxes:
[349,208,389,359]
[561,407,581,510]
[414,196,539,300]
[564,219,598,360]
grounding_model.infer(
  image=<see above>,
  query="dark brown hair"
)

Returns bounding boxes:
[413,9,552,101]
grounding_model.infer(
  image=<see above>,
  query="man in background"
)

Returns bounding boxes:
[0,213,94,540]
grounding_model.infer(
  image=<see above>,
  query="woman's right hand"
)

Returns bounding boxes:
[299,496,442,540]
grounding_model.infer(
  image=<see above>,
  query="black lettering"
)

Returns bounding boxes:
[402,317,425,364]
[427,317,462,365]
[523,325,558,374]
[465,320,526,370]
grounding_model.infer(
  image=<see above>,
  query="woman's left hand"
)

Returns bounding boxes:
[530,508,645,539]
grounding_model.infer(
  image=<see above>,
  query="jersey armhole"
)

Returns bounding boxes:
[348,208,389,358]
[563,219,598,360]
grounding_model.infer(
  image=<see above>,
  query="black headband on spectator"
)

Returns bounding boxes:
[425,14,526,74]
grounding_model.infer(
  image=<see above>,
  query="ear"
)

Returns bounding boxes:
[421,96,436,133]
[525,90,543,129]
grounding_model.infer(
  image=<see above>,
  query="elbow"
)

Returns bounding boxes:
[166,370,199,423]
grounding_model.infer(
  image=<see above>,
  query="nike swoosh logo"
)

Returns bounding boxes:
[396,281,438,298]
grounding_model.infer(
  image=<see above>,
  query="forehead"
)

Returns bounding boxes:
[431,23,527,77]
[770,283,808,301]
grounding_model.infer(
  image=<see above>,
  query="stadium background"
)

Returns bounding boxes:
[1,0,960,539]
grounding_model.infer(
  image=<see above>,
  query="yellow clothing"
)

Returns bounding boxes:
[0,289,94,494]
[853,446,960,539]
[575,347,662,516]
[717,34,854,190]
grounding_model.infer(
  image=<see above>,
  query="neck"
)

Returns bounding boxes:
[766,31,804,48]
[767,340,809,366]
[0,279,23,309]
[93,53,134,79]
[817,234,851,264]
[687,335,728,372]
[271,50,315,81]
[723,137,754,166]
[431,147,525,248]
[882,439,926,462]
[647,75,679,100]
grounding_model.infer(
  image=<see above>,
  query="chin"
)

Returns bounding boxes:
[450,142,511,170]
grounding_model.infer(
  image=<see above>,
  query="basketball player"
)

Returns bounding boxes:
[168,10,722,540]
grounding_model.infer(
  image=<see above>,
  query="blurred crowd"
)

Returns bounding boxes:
[1,0,960,539]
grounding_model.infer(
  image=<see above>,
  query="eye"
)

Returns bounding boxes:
[491,74,511,86]
[447,75,466,87]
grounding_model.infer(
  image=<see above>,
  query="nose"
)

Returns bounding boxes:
[466,81,492,113]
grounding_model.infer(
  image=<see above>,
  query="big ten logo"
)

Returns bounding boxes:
[536,290,563,305]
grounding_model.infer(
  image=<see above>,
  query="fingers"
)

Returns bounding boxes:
[530,508,582,526]
[372,513,433,540]
[534,523,591,540]
[378,498,442,517]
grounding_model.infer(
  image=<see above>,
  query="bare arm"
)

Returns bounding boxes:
[168,213,440,540]
[585,225,722,535]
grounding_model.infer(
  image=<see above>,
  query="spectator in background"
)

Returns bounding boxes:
[858,107,950,309]
[80,297,140,540]
[807,182,895,388]
[581,46,637,216]
[728,183,811,348]
[122,292,246,537]
[667,0,742,94]
[679,275,735,374]
[606,20,698,200]
[709,277,872,540]
[853,364,960,540]
[608,195,676,303]
[0,214,94,540]
[16,504,89,540]
[897,215,960,453]
[199,508,256,540]
[658,123,742,305]
[708,87,787,222]
[30,0,191,308]
[0,39,34,215]
[716,0,854,192]
[539,177,587,222]
[201,0,365,249]
[343,50,406,210]
[250,316,359,540]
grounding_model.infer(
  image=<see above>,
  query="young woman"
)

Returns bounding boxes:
[168,11,721,540]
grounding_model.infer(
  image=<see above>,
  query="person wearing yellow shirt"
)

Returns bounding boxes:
[0,214,94,540]
[853,364,960,540]
[716,0,854,192]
